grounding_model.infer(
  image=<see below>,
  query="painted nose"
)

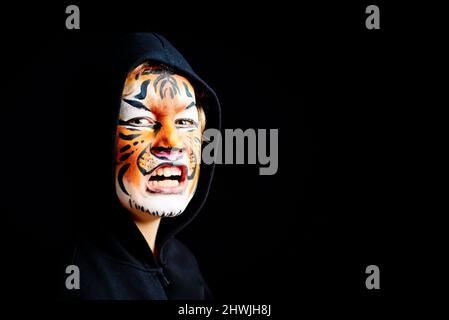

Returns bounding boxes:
[150,146,183,161]
[152,117,182,146]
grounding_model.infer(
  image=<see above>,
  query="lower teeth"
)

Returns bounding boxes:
[149,180,179,187]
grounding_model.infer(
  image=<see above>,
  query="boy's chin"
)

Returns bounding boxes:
[129,194,188,218]
[116,184,193,218]
[133,206,185,218]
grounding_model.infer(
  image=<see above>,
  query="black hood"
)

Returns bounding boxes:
[67,33,221,256]
[112,33,221,249]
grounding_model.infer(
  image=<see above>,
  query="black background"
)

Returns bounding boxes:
[0,0,444,315]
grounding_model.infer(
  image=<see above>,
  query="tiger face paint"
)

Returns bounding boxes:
[114,63,204,218]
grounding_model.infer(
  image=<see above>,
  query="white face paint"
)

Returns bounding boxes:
[114,64,203,218]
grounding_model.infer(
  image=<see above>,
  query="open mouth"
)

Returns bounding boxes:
[146,164,188,194]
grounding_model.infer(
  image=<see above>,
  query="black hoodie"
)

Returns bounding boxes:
[62,33,221,300]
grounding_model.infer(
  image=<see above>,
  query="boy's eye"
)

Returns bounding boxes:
[126,117,155,127]
[175,119,196,127]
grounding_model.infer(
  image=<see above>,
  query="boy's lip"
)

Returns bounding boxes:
[146,163,188,194]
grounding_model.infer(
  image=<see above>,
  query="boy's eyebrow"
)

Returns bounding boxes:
[185,102,196,109]
[123,98,151,111]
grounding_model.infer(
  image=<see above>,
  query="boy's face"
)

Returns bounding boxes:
[114,64,203,217]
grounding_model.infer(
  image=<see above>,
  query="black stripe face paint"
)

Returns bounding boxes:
[123,98,149,110]
[119,151,134,161]
[120,145,131,153]
[119,133,142,140]
[183,81,193,97]
[134,79,150,100]
[185,102,196,109]
[117,163,130,196]
[153,74,180,100]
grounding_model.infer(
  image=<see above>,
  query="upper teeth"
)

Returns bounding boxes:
[153,166,181,177]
